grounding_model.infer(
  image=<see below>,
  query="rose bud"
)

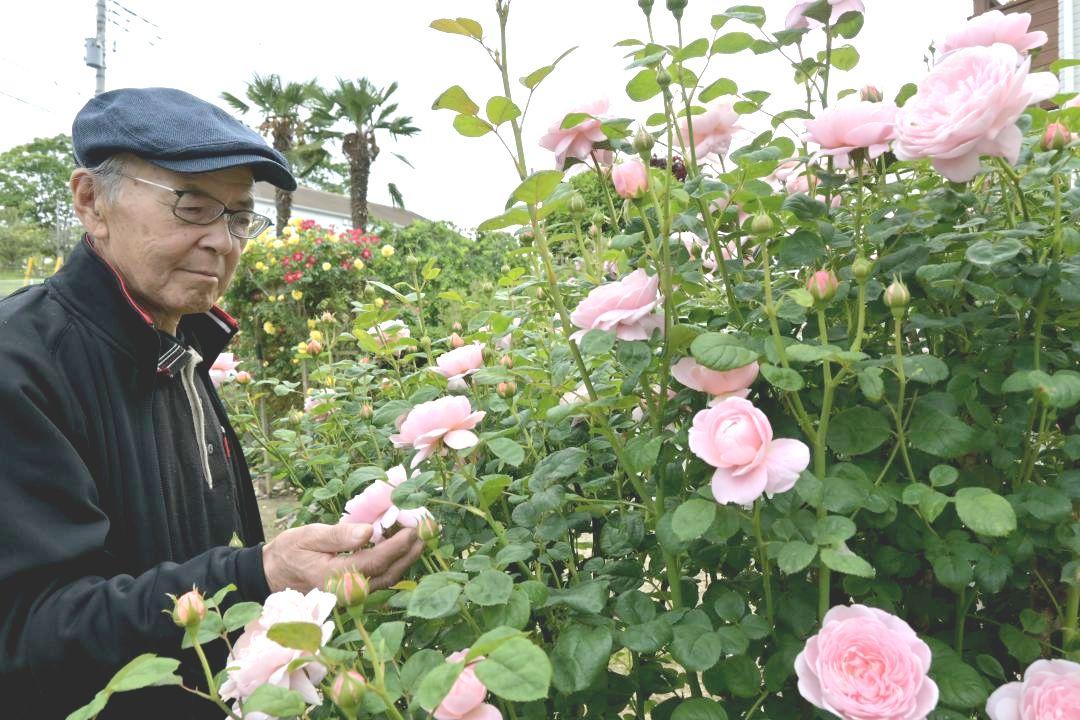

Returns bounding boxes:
[497,381,517,398]
[859,85,883,103]
[450,332,465,348]
[499,355,513,369]
[235,371,252,385]
[1042,122,1071,151]
[359,403,374,420]
[172,588,206,629]
[417,515,441,544]
[568,193,588,216]
[321,311,335,323]
[884,276,911,314]
[307,340,323,355]
[851,256,873,284]
[452,321,463,332]
[806,269,839,304]
[612,159,649,200]
[329,569,370,608]
[633,127,656,158]
[329,669,366,712]
[751,213,774,235]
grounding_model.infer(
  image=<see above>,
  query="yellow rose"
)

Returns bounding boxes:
[263,322,276,335]
[309,330,324,342]
[307,319,317,329]
[272,239,284,250]
[277,294,285,301]
[381,244,395,257]
[353,259,365,270]
[291,290,303,301]
[287,237,299,246]
[296,342,308,353]
[289,218,302,228]
[255,261,266,271]
[321,262,332,271]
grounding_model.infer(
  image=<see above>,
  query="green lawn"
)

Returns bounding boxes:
[0,273,41,298]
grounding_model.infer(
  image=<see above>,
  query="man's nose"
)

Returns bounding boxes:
[201,217,237,255]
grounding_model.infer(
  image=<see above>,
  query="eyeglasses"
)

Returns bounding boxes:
[122,174,271,240]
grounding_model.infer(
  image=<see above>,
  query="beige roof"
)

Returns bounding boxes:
[253,182,427,227]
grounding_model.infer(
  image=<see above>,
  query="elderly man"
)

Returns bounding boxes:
[0,88,423,718]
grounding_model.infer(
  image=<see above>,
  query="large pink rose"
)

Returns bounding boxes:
[219,588,337,717]
[434,343,485,388]
[688,397,809,504]
[209,352,241,387]
[434,650,502,720]
[786,0,864,30]
[390,396,486,467]
[679,102,740,159]
[986,659,1080,720]
[941,10,1047,56]
[804,100,898,167]
[340,465,433,543]
[539,100,612,170]
[672,357,758,402]
[894,43,1059,182]
[795,604,939,720]
[570,268,664,342]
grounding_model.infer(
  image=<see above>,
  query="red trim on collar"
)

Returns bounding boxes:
[210,305,239,331]
[82,236,155,326]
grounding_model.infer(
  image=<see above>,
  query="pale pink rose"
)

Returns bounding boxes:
[434,343,485,386]
[570,268,663,342]
[795,604,939,720]
[786,0,864,30]
[804,101,898,167]
[679,102,740,159]
[390,396,486,467]
[434,650,502,720]
[894,43,1059,182]
[612,159,649,199]
[220,588,338,717]
[368,319,411,348]
[560,382,589,406]
[340,465,433,543]
[304,393,336,422]
[986,659,1080,720]
[688,397,810,504]
[672,357,758,402]
[539,99,612,170]
[941,10,1047,56]
[680,233,736,280]
[209,352,241,387]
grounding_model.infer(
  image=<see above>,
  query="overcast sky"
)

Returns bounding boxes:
[2,0,972,229]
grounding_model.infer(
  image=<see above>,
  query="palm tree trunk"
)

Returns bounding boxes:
[275,187,293,236]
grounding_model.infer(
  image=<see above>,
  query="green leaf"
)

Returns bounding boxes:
[829,44,860,70]
[266,622,323,654]
[106,654,182,693]
[626,68,662,102]
[453,114,492,137]
[399,649,446,693]
[712,32,754,54]
[820,546,876,578]
[432,85,479,115]
[908,406,976,458]
[532,447,587,489]
[64,691,110,720]
[814,515,857,545]
[408,573,464,619]
[929,465,959,488]
[243,685,309,716]
[718,655,761,697]
[416,660,465,711]
[486,96,521,126]
[430,17,483,39]
[620,618,673,653]
[954,488,1016,538]
[672,498,718,542]
[760,363,804,391]
[625,435,663,474]
[778,541,818,574]
[520,47,577,90]
[671,625,723,671]
[998,624,1041,664]
[367,621,406,660]
[465,570,514,607]
[487,437,525,468]
[512,170,564,205]
[782,192,827,220]
[965,238,1024,267]
[690,333,759,371]
[675,38,710,61]
[551,624,613,694]
[903,355,949,385]
[699,77,738,103]
[468,627,526,661]
[580,328,615,356]
[931,656,989,709]
[895,82,918,106]
[475,637,552,701]
[826,406,892,456]
[222,601,263,632]
[542,580,608,614]
[672,697,730,720]
[858,367,885,402]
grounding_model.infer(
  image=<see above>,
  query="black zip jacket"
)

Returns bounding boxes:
[0,237,270,718]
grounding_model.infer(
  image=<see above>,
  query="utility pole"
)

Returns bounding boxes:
[83,0,107,94]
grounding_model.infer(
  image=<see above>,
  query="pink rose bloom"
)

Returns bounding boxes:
[209,352,241,387]
[434,650,502,720]
[688,397,810,504]
[434,343,485,385]
[220,588,337,717]
[795,604,939,720]
[570,268,664,342]
[986,659,1080,720]
[539,99,612,170]
[894,43,1059,182]
[368,319,411,347]
[390,396,486,467]
[672,357,758,402]
[804,100,898,167]
[612,159,649,199]
[679,102,740,159]
[941,10,1047,56]
[786,0,863,30]
[340,464,433,543]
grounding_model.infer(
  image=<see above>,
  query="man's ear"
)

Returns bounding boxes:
[70,169,109,242]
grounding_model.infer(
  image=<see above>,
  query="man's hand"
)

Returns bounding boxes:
[261,523,424,594]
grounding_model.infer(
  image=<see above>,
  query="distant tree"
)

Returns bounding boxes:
[0,134,79,256]
[307,78,418,230]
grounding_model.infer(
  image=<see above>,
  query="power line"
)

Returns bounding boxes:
[0,55,91,101]
[107,0,164,43]
[0,88,60,116]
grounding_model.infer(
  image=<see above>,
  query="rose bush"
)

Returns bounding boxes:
[73,2,1079,719]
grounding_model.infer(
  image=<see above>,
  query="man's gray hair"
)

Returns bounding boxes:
[87,155,128,204]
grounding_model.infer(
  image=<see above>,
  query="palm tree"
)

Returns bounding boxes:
[307,78,419,230]
[222,74,317,235]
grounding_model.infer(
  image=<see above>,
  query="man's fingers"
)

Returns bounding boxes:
[331,528,420,578]
[369,538,425,591]
[302,522,373,554]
